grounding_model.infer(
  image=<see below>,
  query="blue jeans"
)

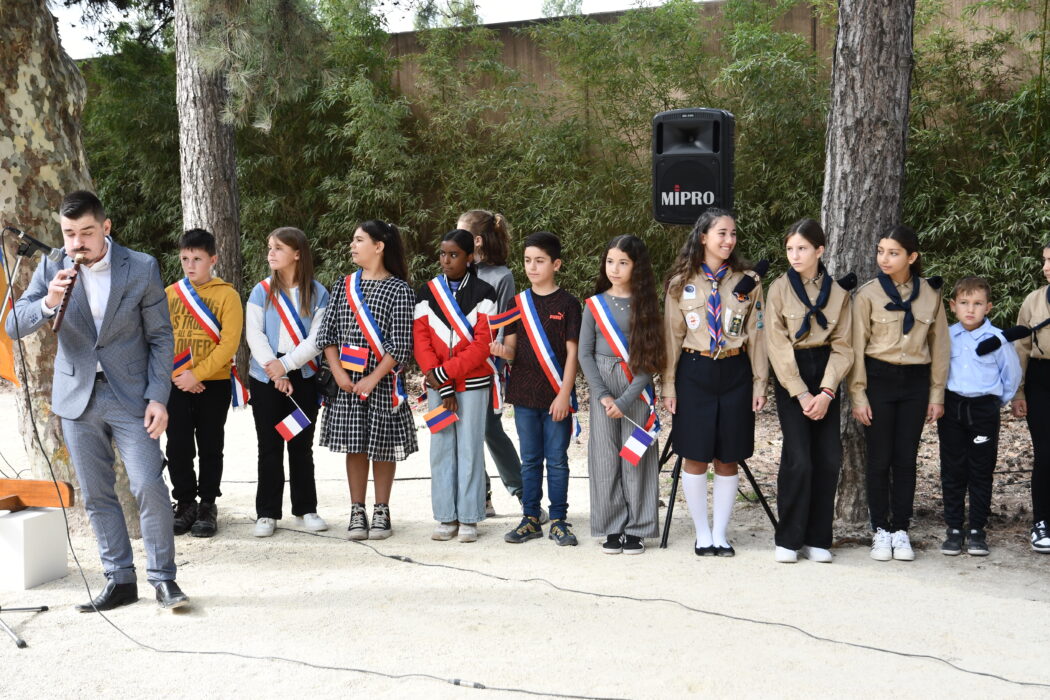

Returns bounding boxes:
[514,404,571,521]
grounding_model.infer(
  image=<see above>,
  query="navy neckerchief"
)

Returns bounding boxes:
[877,272,922,334]
[787,262,832,340]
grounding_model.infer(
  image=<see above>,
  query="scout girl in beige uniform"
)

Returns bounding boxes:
[663,208,768,557]
[765,219,853,564]
[1010,244,1050,552]
[849,225,948,562]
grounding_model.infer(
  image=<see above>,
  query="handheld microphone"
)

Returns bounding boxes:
[732,259,769,298]
[2,226,65,263]
[975,325,1031,356]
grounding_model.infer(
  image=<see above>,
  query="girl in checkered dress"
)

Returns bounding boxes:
[317,220,418,540]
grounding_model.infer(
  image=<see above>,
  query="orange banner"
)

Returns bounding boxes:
[0,264,19,386]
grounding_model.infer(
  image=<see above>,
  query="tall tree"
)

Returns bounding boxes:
[1,0,141,533]
[822,0,917,523]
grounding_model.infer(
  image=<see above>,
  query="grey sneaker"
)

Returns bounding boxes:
[347,503,368,541]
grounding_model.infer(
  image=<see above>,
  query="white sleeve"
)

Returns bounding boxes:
[246,302,278,367]
[280,305,326,372]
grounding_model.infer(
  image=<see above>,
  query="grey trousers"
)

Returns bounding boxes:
[587,355,660,538]
[61,379,177,584]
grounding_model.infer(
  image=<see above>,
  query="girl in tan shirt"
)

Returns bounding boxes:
[765,219,853,564]
[849,225,949,562]
[663,208,768,557]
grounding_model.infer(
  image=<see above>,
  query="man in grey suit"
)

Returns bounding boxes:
[6,191,189,611]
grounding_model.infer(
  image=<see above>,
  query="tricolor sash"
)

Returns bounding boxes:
[344,271,406,408]
[261,278,319,373]
[515,289,580,436]
[173,277,249,409]
[585,294,659,432]
[427,274,501,410]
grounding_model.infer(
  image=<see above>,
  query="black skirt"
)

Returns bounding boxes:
[671,351,754,463]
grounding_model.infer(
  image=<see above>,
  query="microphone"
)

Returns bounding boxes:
[2,226,65,263]
[975,325,1031,356]
[52,254,88,334]
[732,259,769,298]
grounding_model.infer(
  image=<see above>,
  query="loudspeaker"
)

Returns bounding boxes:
[652,108,735,225]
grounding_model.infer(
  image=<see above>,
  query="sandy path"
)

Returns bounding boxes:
[2,394,1049,698]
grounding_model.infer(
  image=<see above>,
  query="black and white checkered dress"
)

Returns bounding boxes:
[316,275,419,462]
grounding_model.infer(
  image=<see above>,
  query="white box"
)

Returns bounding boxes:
[0,508,68,590]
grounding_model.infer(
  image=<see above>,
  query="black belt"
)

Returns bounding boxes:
[95,371,107,382]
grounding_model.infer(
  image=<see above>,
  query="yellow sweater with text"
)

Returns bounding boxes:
[166,276,243,382]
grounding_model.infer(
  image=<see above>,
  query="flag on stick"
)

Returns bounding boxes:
[488,307,521,330]
[340,344,368,372]
[173,348,192,372]
[275,407,311,441]
[619,425,656,466]
[424,405,458,433]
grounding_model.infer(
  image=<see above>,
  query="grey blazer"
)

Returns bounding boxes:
[6,240,174,420]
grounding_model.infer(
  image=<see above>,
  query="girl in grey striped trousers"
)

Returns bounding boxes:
[579,236,666,554]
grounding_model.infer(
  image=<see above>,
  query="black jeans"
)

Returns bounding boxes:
[863,358,930,532]
[250,372,320,519]
[165,379,231,504]
[773,346,840,550]
[1026,359,1050,524]
[937,390,999,531]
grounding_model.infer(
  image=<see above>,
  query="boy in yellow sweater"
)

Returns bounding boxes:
[165,229,243,538]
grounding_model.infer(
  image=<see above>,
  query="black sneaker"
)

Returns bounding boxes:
[505,516,542,543]
[602,534,623,555]
[621,534,645,555]
[190,502,217,538]
[172,501,197,536]
[548,520,578,546]
[967,529,990,556]
[1032,521,1050,553]
[347,502,369,541]
[369,503,392,540]
[940,528,964,556]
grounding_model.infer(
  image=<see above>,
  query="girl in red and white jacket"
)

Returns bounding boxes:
[414,229,499,543]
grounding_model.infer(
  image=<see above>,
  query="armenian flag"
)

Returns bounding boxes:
[424,405,459,433]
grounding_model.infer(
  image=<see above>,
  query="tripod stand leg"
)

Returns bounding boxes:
[659,456,683,549]
[739,459,777,529]
[0,616,27,649]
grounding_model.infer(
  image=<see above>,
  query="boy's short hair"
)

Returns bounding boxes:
[60,190,106,222]
[179,228,216,256]
[523,231,561,261]
[952,275,992,301]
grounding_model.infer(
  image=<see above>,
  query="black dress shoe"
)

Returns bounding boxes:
[694,545,717,556]
[75,581,139,613]
[191,502,217,538]
[715,543,736,557]
[154,580,189,609]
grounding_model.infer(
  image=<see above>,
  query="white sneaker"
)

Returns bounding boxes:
[458,523,478,542]
[774,546,798,563]
[891,530,915,561]
[432,521,459,541]
[800,546,833,563]
[870,528,892,561]
[253,517,276,537]
[301,513,328,532]
[539,507,550,525]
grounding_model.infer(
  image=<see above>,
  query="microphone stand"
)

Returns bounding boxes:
[0,604,49,649]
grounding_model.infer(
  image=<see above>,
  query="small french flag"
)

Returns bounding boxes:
[424,405,459,433]
[488,307,521,330]
[340,344,368,373]
[619,426,656,467]
[275,407,311,441]
[173,348,192,372]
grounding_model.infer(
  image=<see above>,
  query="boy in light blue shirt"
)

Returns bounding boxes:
[938,276,1021,557]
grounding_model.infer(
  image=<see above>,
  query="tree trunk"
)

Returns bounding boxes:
[0,0,140,535]
[174,0,245,369]
[822,0,916,526]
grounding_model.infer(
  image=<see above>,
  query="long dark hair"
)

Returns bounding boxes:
[880,224,922,278]
[267,227,315,317]
[359,219,410,283]
[784,218,826,248]
[666,208,748,299]
[441,229,478,277]
[458,209,510,266]
[594,235,666,376]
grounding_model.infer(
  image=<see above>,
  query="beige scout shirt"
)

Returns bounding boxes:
[1013,286,1050,400]
[765,273,853,397]
[663,269,768,400]
[848,276,950,407]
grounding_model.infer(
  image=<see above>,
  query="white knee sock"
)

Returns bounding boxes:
[712,473,739,548]
[682,471,713,548]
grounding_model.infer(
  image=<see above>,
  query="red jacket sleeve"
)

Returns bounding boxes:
[434,313,493,383]
[412,312,444,375]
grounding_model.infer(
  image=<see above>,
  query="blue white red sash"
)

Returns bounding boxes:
[345,271,406,408]
[515,290,579,435]
[428,275,501,410]
[173,277,249,408]
[585,294,659,432]
[261,278,319,373]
